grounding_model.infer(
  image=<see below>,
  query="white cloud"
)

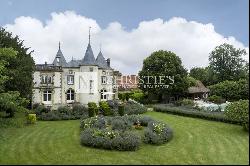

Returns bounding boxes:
[4,11,249,74]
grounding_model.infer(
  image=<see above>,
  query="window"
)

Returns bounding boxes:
[66,89,74,101]
[41,75,52,84]
[47,76,52,84]
[43,90,52,101]
[100,89,107,100]
[89,80,94,94]
[101,76,107,84]
[67,75,74,85]
[41,75,46,83]
[89,67,93,72]
[56,57,60,63]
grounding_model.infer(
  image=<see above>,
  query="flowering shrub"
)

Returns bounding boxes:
[151,122,167,134]
[80,116,106,130]
[80,114,173,150]
[144,121,173,145]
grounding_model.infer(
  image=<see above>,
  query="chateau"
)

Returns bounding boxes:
[32,31,118,109]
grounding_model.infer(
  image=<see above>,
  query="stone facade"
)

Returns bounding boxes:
[32,40,118,109]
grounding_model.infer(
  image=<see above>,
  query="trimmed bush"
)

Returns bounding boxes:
[99,101,112,116]
[88,102,98,117]
[27,114,36,124]
[118,104,125,116]
[88,107,96,117]
[225,100,249,131]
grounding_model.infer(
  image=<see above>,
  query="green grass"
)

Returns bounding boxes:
[0,112,248,165]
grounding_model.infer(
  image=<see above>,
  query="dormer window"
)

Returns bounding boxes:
[101,76,107,84]
[56,57,60,63]
[89,67,93,72]
[67,75,74,85]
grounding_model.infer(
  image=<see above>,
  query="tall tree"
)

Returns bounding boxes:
[209,43,247,83]
[0,48,17,92]
[0,28,35,99]
[189,67,208,85]
[139,50,188,102]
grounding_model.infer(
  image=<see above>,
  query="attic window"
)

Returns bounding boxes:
[89,67,93,72]
[56,57,60,63]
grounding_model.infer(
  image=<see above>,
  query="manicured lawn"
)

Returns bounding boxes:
[0,112,248,164]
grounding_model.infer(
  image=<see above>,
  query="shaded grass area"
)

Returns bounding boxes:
[0,111,26,128]
[0,112,248,164]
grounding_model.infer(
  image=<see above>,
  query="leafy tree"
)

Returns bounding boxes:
[0,27,35,99]
[186,76,197,87]
[0,47,17,92]
[209,43,247,83]
[189,67,207,84]
[139,50,188,102]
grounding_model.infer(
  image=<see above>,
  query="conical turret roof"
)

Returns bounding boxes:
[52,42,67,67]
[96,51,108,68]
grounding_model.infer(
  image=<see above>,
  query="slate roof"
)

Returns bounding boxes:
[81,43,96,65]
[66,60,82,68]
[49,41,112,69]
[95,51,109,69]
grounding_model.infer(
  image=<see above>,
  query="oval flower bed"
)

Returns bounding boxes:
[80,115,173,151]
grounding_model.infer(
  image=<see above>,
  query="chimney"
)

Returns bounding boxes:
[107,58,110,67]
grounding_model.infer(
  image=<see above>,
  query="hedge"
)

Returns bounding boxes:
[153,104,240,124]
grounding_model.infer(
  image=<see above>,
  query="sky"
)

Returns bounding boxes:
[0,0,249,74]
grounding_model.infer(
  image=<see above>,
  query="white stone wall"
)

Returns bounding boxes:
[32,65,119,108]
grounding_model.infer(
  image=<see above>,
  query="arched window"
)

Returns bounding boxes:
[100,89,107,100]
[67,89,75,101]
[43,90,52,101]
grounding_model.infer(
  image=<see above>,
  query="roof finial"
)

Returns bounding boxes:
[88,26,91,44]
[59,41,61,50]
